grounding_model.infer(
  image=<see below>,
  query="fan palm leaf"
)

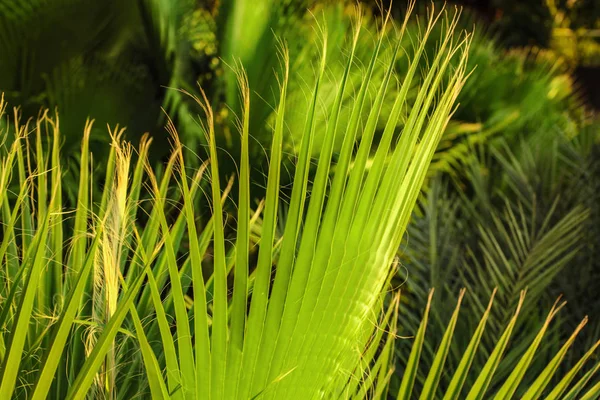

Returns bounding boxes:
[0,4,471,398]
[1,4,598,400]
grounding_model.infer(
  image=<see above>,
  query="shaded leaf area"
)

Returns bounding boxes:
[393,289,600,400]
[395,123,600,397]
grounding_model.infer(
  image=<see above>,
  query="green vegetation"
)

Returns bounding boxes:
[0,0,599,399]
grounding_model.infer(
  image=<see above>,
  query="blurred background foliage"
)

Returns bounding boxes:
[0,0,599,397]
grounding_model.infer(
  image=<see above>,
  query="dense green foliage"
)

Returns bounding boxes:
[395,132,600,395]
[0,0,599,399]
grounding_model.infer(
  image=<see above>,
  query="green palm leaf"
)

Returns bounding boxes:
[1,4,598,400]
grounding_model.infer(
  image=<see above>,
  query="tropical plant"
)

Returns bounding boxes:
[546,0,600,68]
[2,104,600,399]
[0,5,474,398]
[393,289,600,399]
[551,122,600,357]
[1,0,588,195]
[395,124,600,396]
[2,3,599,400]
[0,0,319,164]
[241,2,588,183]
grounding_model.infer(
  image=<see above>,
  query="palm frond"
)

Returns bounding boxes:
[392,290,600,399]
[0,4,472,398]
